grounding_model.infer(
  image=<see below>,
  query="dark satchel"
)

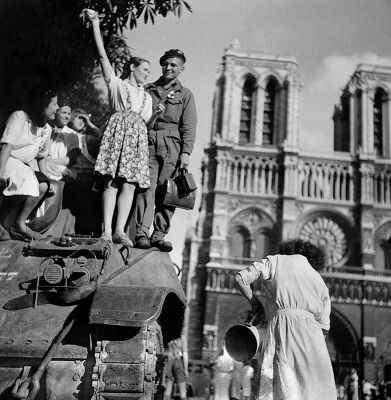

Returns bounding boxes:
[174,169,197,197]
[163,169,197,210]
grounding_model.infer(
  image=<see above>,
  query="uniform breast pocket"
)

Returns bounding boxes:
[165,97,183,122]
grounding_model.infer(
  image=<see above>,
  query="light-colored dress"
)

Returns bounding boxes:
[230,361,243,400]
[1,111,51,196]
[213,348,233,400]
[94,71,152,188]
[241,365,254,397]
[238,254,336,400]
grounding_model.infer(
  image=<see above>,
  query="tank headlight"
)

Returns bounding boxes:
[43,263,63,285]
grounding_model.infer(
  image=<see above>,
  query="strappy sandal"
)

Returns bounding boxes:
[9,226,43,242]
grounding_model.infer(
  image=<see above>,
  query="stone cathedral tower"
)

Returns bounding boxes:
[182,42,391,383]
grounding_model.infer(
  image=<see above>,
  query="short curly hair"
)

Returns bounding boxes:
[278,239,326,271]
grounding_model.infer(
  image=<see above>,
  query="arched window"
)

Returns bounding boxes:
[374,88,387,156]
[239,77,255,145]
[263,79,277,145]
[376,240,391,270]
[230,226,251,258]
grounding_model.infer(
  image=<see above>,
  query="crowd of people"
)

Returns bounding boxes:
[336,371,391,400]
[0,8,197,249]
[210,347,254,400]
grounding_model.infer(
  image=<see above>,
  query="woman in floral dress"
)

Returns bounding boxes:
[84,9,164,246]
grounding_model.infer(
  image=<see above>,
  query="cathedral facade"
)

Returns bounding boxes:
[182,40,391,383]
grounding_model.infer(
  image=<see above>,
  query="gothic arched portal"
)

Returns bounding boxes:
[328,308,360,384]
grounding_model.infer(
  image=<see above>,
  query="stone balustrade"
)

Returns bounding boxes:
[207,146,391,207]
[214,151,279,196]
[205,259,391,306]
[297,156,354,203]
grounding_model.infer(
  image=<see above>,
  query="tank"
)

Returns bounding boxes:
[0,235,186,399]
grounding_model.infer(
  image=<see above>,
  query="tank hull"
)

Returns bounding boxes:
[0,238,185,399]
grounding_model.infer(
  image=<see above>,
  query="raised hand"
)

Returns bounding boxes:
[155,103,165,116]
[83,9,99,23]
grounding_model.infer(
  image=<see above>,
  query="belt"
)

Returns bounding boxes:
[153,122,179,131]
[272,308,314,319]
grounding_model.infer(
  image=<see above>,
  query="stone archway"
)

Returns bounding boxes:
[228,207,279,259]
[328,308,360,384]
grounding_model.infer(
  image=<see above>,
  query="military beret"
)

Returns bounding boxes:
[159,49,186,65]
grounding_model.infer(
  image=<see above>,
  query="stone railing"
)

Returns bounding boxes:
[205,259,391,306]
[214,151,279,196]
[322,266,391,306]
[297,155,354,203]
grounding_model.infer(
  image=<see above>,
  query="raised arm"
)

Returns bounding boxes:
[235,273,262,314]
[84,9,114,83]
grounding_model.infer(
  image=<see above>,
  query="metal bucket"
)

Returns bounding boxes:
[224,323,261,362]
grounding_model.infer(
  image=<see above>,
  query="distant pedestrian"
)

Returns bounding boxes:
[345,369,359,400]
[230,360,242,400]
[212,347,233,400]
[164,336,189,400]
[241,361,254,400]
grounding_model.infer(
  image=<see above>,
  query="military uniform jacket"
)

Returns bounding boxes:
[145,78,197,155]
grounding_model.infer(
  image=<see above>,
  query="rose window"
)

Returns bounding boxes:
[298,217,347,266]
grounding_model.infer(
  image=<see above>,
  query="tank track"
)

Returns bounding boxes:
[92,322,163,399]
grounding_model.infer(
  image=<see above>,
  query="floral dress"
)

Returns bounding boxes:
[94,74,152,188]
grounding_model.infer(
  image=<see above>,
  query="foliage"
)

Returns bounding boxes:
[59,68,111,127]
[0,0,192,129]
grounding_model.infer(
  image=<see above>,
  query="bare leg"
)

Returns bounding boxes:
[178,381,187,399]
[15,182,48,232]
[102,177,118,235]
[114,182,136,233]
[164,379,174,400]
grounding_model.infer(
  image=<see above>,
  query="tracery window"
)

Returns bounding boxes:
[239,77,256,145]
[263,79,277,145]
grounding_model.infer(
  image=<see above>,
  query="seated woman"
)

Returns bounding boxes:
[0,89,59,240]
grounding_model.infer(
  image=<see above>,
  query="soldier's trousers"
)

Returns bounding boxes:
[134,131,181,240]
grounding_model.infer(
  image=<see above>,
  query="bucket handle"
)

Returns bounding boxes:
[246,312,258,327]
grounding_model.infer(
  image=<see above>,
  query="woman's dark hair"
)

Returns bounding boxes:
[120,56,150,80]
[278,239,326,271]
[25,88,57,127]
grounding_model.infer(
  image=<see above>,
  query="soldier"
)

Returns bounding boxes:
[164,336,189,400]
[134,49,197,252]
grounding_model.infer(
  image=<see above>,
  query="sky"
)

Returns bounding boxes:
[123,0,391,265]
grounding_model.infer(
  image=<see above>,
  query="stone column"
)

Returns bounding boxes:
[254,84,265,146]
[349,90,355,153]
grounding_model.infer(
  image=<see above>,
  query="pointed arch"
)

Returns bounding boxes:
[374,87,388,156]
[374,220,391,270]
[239,74,256,145]
[263,77,279,145]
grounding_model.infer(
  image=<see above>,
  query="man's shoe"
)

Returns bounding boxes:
[135,236,151,249]
[151,239,173,252]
